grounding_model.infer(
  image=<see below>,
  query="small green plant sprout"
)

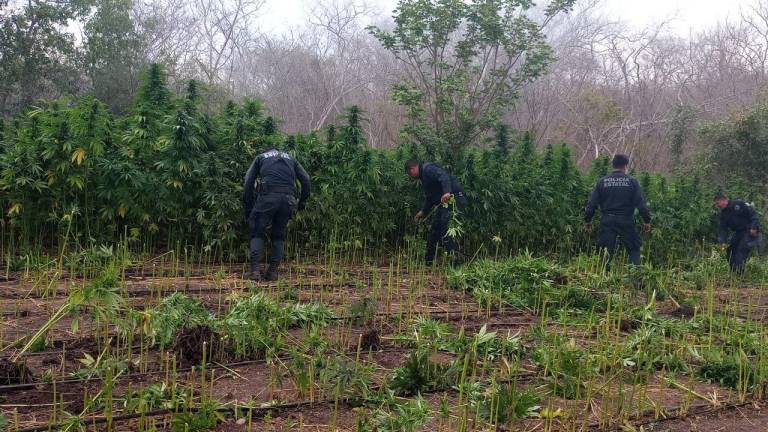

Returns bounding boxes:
[149,292,215,346]
[348,297,378,326]
[171,400,226,432]
[471,379,542,424]
[390,348,458,395]
[369,395,432,432]
[320,356,375,404]
[71,350,132,380]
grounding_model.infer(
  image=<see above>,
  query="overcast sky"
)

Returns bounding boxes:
[257,0,761,34]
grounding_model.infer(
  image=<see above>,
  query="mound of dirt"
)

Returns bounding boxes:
[669,304,696,319]
[359,328,381,351]
[619,319,638,332]
[172,325,220,366]
[0,358,34,385]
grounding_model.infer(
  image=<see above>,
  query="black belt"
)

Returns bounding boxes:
[258,186,295,195]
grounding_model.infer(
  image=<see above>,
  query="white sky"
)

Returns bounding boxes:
[601,0,757,34]
[256,0,762,35]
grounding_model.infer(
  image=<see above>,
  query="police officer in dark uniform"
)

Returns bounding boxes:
[405,159,467,266]
[583,154,652,267]
[715,192,761,273]
[242,149,311,281]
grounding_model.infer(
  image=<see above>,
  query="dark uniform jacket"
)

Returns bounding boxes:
[718,200,760,243]
[242,149,311,217]
[584,170,651,223]
[419,162,465,214]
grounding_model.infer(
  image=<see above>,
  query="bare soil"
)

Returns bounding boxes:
[1,262,767,431]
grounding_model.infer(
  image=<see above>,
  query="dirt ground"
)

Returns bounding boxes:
[1,262,767,431]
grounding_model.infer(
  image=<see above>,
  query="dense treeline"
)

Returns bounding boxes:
[1,65,751,263]
[9,0,768,174]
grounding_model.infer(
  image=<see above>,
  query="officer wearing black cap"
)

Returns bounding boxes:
[584,154,652,267]
[405,159,467,266]
[714,192,761,273]
[242,149,311,281]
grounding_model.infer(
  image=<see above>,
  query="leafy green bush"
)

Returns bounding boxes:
[533,336,595,400]
[470,381,542,424]
[149,292,214,347]
[171,401,225,432]
[446,254,560,309]
[390,348,458,396]
[0,63,744,262]
[320,356,375,403]
[360,395,432,432]
[288,302,337,327]
[697,349,755,390]
[218,292,336,359]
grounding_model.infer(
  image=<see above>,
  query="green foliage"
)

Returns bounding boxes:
[289,302,337,326]
[219,292,334,359]
[149,292,214,347]
[320,356,375,402]
[470,380,541,424]
[390,348,457,395]
[68,264,125,329]
[701,100,768,196]
[448,325,524,363]
[219,292,285,359]
[411,316,453,348]
[171,400,225,432]
[348,297,378,326]
[446,254,561,309]
[369,0,576,164]
[294,106,415,247]
[83,0,146,114]
[668,104,698,170]
[122,383,180,412]
[533,336,594,399]
[0,0,90,115]
[695,346,766,393]
[0,68,741,261]
[360,394,432,432]
[71,353,131,380]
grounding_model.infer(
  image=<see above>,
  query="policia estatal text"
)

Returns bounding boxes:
[242,149,311,281]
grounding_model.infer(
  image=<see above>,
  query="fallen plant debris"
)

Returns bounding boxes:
[0,358,34,385]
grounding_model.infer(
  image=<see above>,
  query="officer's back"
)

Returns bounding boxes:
[257,150,299,193]
[720,199,757,232]
[421,162,464,207]
[584,154,651,225]
[593,172,644,218]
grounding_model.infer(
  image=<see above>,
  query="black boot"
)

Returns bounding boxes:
[264,263,279,281]
[248,262,262,281]
[247,238,265,281]
[264,240,284,281]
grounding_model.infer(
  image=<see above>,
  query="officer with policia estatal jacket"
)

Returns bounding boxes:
[583,154,652,268]
[405,159,467,266]
[242,149,311,281]
[714,192,761,273]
